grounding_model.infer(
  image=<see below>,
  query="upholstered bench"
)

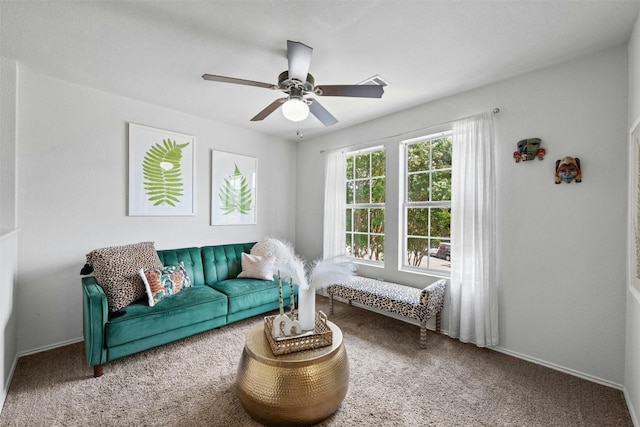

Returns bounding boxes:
[326,277,447,348]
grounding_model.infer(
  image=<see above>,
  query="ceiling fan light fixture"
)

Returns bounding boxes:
[281,98,309,122]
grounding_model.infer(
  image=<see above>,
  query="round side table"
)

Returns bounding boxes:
[236,320,349,426]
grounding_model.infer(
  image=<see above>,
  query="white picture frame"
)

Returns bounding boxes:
[128,123,195,216]
[211,150,257,226]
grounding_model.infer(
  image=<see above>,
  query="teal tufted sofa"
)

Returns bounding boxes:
[82,242,296,377]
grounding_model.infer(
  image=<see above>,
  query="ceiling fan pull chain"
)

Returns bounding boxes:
[296,123,304,139]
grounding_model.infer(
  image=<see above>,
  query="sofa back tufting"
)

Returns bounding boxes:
[201,243,255,284]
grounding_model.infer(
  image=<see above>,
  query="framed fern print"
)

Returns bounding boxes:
[128,123,195,216]
[211,150,257,225]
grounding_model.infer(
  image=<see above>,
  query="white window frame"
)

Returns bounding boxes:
[400,130,452,275]
[345,145,385,265]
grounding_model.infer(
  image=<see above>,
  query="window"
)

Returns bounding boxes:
[345,147,385,263]
[402,131,452,273]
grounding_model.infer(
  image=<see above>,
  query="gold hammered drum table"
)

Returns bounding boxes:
[237,321,349,426]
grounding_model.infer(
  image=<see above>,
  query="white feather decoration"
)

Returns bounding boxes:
[251,238,309,288]
[309,256,356,291]
[251,239,355,291]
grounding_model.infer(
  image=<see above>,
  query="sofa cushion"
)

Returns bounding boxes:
[86,241,162,312]
[140,262,192,307]
[210,278,292,314]
[237,253,275,281]
[105,286,228,347]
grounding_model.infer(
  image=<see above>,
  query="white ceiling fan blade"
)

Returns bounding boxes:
[309,99,338,127]
[315,84,384,98]
[202,74,276,89]
[287,40,312,83]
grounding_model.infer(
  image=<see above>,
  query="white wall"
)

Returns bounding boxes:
[14,66,297,353]
[296,46,628,386]
[626,10,640,426]
[0,57,18,411]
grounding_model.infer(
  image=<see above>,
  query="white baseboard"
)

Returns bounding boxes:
[0,352,18,414]
[17,336,84,358]
[624,387,640,427]
[491,345,623,390]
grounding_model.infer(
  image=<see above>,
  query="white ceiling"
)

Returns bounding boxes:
[2,1,639,142]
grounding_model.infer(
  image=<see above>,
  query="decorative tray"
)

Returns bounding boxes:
[264,311,333,355]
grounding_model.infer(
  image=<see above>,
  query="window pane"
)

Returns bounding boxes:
[370,208,384,234]
[354,180,371,203]
[370,234,385,261]
[353,234,369,258]
[406,237,429,267]
[429,239,450,272]
[430,207,451,238]
[346,156,354,180]
[346,208,352,232]
[371,150,385,176]
[346,233,353,256]
[431,137,452,169]
[407,143,429,173]
[371,178,385,203]
[407,207,429,237]
[346,181,354,204]
[431,170,451,201]
[355,153,370,179]
[407,172,429,202]
[353,209,368,232]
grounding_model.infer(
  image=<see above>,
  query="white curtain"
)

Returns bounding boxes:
[448,111,499,347]
[323,149,346,258]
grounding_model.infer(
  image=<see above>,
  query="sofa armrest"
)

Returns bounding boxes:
[82,276,108,368]
[420,279,447,316]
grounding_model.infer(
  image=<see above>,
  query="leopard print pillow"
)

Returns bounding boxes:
[86,242,162,312]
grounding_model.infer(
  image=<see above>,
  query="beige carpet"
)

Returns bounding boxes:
[0,296,632,426]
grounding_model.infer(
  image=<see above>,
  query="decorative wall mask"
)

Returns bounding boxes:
[514,138,545,162]
[555,157,582,184]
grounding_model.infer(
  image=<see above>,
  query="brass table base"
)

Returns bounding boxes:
[237,320,349,426]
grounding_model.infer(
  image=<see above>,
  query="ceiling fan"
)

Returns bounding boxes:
[202,40,384,127]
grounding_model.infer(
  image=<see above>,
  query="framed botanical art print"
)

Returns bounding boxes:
[128,123,195,216]
[211,150,257,226]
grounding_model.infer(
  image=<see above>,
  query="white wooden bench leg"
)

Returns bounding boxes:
[420,320,427,349]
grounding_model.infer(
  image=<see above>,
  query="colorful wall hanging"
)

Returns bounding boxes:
[555,156,582,184]
[513,138,545,162]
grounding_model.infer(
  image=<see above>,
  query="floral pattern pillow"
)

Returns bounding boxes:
[140,262,192,307]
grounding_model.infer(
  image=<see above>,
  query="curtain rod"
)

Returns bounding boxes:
[320,107,500,154]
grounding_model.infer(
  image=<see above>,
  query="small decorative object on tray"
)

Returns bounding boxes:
[271,271,302,339]
[264,311,333,355]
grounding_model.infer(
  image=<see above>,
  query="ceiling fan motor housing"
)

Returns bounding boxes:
[278,71,315,92]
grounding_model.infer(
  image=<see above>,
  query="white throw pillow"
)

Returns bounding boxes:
[237,252,275,281]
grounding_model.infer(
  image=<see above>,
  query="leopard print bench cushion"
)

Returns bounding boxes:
[86,241,162,312]
[421,280,446,318]
[328,277,431,322]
